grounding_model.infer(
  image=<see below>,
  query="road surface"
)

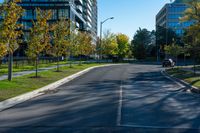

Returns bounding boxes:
[0,64,200,133]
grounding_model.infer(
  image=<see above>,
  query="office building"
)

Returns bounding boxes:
[156,0,193,36]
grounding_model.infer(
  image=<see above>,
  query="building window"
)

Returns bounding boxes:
[58,9,69,19]
[51,9,57,20]
[22,10,33,19]
[22,21,32,30]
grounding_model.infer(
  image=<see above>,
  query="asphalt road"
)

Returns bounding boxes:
[0,64,200,133]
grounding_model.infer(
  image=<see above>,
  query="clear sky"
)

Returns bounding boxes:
[98,0,170,39]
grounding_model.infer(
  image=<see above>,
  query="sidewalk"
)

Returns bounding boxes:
[0,64,70,81]
[181,67,200,74]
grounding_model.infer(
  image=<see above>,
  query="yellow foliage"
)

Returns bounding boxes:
[0,0,24,55]
[26,8,52,59]
[50,18,71,57]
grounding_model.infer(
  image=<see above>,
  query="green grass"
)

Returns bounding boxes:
[0,61,68,76]
[0,63,105,101]
[166,68,200,89]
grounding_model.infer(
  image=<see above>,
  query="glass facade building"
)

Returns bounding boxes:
[17,0,97,43]
[156,0,193,36]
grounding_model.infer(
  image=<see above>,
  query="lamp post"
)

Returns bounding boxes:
[99,17,114,60]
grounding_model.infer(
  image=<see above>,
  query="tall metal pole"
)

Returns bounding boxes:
[100,22,103,60]
[99,17,114,60]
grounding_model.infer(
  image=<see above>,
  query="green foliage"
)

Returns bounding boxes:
[132,28,152,59]
[156,26,178,54]
[116,33,130,59]
[50,18,70,71]
[74,31,94,57]
[181,0,200,59]
[69,30,79,57]
[164,43,183,58]
[51,19,70,57]
[101,30,118,58]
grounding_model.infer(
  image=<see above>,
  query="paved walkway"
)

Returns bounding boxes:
[0,64,70,81]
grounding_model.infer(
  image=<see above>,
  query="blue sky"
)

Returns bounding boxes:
[98,0,169,39]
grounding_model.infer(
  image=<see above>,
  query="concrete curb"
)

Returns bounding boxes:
[161,70,200,94]
[0,64,122,112]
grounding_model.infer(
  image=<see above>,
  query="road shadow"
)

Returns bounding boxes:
[0,65,200,133]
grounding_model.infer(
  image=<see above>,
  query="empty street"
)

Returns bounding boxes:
[0,64,200,132]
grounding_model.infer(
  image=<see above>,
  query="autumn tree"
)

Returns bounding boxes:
[50,18,70,72]
[116,33,130,60]
[0,18,6,60]
[0,0,24,81]
[68,29,79,67]
[101,30,118,59]
[75,31,94,65]
[26,8,51,78]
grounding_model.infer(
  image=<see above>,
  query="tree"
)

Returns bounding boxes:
[75,31,94,64]
[50,18,70,72]
[101,30,118,58]
[26,8,51,78]
[116,33,130,60]
[68,29,79,67]
[0,0,24,81]
[156,26,178,58]
[131,28,151,59]
[164,43,183,64]
[180,0,200,74]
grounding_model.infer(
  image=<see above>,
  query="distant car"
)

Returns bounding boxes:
[162,59,175,67]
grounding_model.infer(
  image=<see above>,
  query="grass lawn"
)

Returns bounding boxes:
[0,63,105,101]
[166,68,200,89]
[0,61,68,76]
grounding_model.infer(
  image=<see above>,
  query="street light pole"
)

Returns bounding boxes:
[99,17,114,60]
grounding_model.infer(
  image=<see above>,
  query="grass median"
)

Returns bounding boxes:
[0,63,106,101]
[166,68,200,89]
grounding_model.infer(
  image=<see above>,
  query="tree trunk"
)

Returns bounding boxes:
[57,56,59,72]
[35,56,39,78]
[69,60,72,68]
[193,56,196,76]
[79,56,82,66]
[8,52,13,81]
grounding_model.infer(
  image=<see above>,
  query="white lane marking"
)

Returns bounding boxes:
[121,124,194,130]
[117,81,123,126]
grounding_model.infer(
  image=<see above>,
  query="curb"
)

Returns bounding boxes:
[0,64,122,112]
[161,70,200,94]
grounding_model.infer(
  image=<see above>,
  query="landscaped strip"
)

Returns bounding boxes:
[0,61,68,76]
[166,68,200,89]
[0,63,105,101]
